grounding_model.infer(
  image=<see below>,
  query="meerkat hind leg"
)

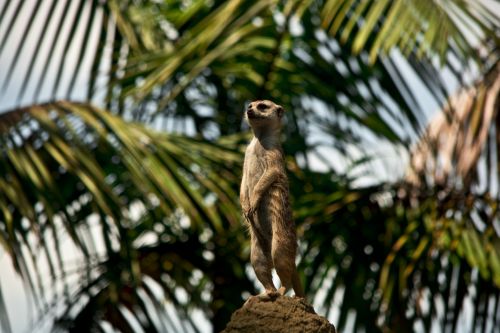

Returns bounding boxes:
[277,285,287,296]
[250,230,277,298]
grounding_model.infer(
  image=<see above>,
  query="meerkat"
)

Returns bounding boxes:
[240,99,304,299]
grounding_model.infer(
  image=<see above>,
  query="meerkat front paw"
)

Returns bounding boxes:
[245,197,261,217]
[249,195,260,210]
[244,204,257,219]
[241,203,250,216]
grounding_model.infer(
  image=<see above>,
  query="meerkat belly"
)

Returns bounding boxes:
[245,164,263,191]
[243,144,264,194]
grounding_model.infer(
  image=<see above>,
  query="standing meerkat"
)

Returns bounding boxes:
[240,99,304,299]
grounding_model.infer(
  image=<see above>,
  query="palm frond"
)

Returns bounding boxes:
[54,236,209,332]
[0,1,99,104]
[296,174,500,332]
[0,283,12,333]
[295,61,500,332]
[407,61,500,188]
[118,1,277,114]
[320,0,500,64]
[0,101,244,331]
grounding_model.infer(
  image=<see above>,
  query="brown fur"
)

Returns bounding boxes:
[240,100,304,298]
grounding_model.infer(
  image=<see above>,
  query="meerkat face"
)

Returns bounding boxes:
[245,100,284,129]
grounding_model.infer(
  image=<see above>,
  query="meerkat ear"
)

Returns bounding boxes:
[277,106,284,118]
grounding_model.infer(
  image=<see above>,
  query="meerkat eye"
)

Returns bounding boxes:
[257,102,267,111]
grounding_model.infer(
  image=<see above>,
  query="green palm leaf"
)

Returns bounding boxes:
[296,62,500,332]
[0,101,245,331]
[1,0,500,332]
[321,0,499,64]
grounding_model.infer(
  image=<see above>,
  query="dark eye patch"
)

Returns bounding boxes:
[257,102,267,110]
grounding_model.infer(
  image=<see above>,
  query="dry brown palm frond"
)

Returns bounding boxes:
[407,62,500,189]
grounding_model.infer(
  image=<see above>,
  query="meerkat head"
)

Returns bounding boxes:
[245,100,284,133]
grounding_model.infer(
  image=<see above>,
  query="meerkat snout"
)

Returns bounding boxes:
[246,107,256,118]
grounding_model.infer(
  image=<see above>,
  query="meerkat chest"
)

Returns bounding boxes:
[244,141,267,189]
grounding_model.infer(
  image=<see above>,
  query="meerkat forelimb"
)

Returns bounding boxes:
[240,100,304,299]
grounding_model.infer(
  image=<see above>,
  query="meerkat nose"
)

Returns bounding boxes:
[246,103,254,113]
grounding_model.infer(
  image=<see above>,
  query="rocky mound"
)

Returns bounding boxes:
[221,295,336,333]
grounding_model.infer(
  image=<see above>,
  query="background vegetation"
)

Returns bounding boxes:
[0,0,499,332]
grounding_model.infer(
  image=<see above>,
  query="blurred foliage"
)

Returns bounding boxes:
[0,0,499,332]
